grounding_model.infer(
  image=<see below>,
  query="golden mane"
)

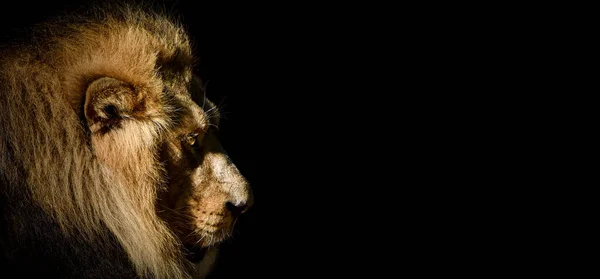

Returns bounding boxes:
[0,5,200,279]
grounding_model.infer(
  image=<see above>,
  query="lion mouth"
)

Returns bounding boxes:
[183,244,207,263]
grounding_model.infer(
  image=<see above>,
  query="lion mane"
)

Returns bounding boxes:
[0,4,251,279]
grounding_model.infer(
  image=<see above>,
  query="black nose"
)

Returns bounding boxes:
[226,201,250,217]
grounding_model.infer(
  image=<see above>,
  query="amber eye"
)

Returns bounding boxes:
[184,133,197,146]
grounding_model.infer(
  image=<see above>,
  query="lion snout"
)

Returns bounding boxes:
[206,152,254,218]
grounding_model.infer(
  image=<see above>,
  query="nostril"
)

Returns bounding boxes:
[226,201,249,217]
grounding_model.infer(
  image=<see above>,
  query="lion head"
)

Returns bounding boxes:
[0,5,252,279]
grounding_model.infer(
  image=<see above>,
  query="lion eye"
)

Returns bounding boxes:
[185,134,197,146]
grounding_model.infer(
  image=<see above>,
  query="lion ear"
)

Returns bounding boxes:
[84,77,142,133]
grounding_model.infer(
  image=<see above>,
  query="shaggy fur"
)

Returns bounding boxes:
[0,4,252,279]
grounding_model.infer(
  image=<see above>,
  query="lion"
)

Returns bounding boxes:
[0,4,252,279]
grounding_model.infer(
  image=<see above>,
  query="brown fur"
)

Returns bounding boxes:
[0,5,252,279]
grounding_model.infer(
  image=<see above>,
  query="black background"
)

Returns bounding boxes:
[0,0,349,277]
[0,2,552,277]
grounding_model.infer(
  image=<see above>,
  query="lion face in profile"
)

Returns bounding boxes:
[158,84,253,251]
[80,47,252,272]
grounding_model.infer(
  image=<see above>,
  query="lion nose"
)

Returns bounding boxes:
[226,201,251,217]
